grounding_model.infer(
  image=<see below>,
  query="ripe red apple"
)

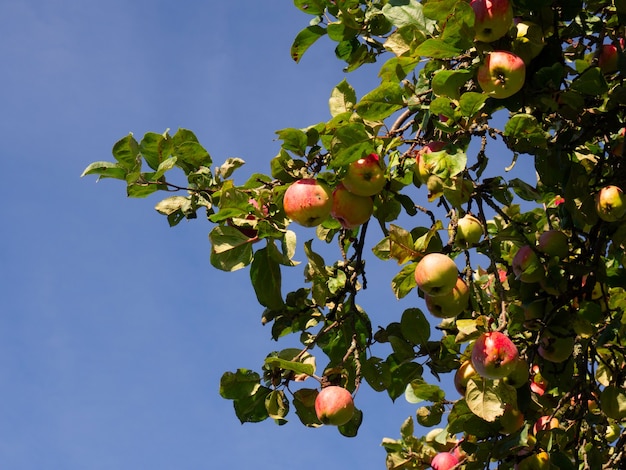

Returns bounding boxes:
[537,229,569,258]
[537,330,574,363]
[283,179,333,227]
[431,451,459,470]
[314,386,355,426]
[598,43,619,74]
[414,253,459,296]
[471,331,519,379]
[477,51,526,99]
[341,153,386,197]
[470,0,513,43]
[331,183,374,229]
[451,214,483,248]
[424,277,470,318]
[595,185,626,222]
[512,245,544,283]
[454,360,478,395]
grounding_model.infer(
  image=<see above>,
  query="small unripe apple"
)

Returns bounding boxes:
[477,51,526,99]
[500,404,524,434]
[537,330,575,363]
[451,214,483,248]
[537,229,569,258]
[504,356,530,388]
[471,331,519,380]
[454,360,478,395]
[515,451,550,470]
[512,245,544,283]
[598,43,619,74]
[331,183,374,229]
[470,0,513,43]
[314,386,355,426]
[595,185,626,222]
[424,277,470,318]
[342,153,386,197]
[431,451,459,470]
[414,253,459,296]
[283,179,333,227]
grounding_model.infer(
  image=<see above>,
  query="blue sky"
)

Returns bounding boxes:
[0,2,534,469]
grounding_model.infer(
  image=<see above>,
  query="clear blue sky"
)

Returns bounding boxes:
[0,2,530,469]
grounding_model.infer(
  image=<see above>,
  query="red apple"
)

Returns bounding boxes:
[537,330,574,363]
[451,214,483,248]
[477,51,526,99]
[283,179,333,227]
[537,229,569,258]
[470,0,513,43]
[532,415,559,434]
[424,277,470,318]
[454,360,478,395]
[512,245,544,283]
[342,153,386,197]
[471,331,519,380]
[530,364,548,396]
[314,386,355,426]
[414,253,459,296]
[431,451,459,470]
[331,183,374,229]
[595,185,626,222]
[598,44,619,74]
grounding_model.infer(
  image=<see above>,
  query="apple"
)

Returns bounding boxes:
[454,360,478,395]
[600,385,626,421]
[537,329,575,363]
[341,153,386,197]
[512,245,545,283]
[500,404,524,434]
[330,183,374,229]
[515,451,550,470]
[522,299,546,330]
[314,385,355,426]
[283,178,333,227]
[414,253,459,296]
[431,451,459,470]
[415,141,446,183]
[424,277,470,318]
[451,214,483,248]
[477,51,526,99]
[611,127,625,156]
[595,185,626,222]
[537,229,569,258]
[530,364,548,396]
[470,0,513,43]
[504,357,530,388]
[511,20,546,64]
[471,331,520,380]
[598,43,619,74]
[532,415,559,434]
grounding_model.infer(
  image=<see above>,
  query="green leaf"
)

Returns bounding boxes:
[209,225,254,271]
[219,369,261,399]
[292,388,321,426]
[571,67,608,96]
[459,92,488,118]
[329,79,357,117]
[432,69,472,99]
[293,0,326,15]
[265,389,289,423]
[391,263,418,299]
[250,246,284,310]
[361,356,391,392]
[355,82,405,121]
[339,408,363,437]
[465,377,516,422]
[139,131,173,171]
[291,25,327,63]
[264,356,315,377]
[329,123,375,168]
[388,224,420,264]
[382,0,431,30]
[81,161,126,180]
[400,308,430,345]
[405,378,445,403]
[217,157,245,179]
[233,386,272,423]
[503,113,549,153]
[276,128,309,155]
[413,38,463,59]
[423,148,467,179]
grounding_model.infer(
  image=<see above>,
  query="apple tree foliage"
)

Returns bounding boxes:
[83,0,626,468]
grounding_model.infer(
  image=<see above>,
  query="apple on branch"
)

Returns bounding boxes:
[477,51,526,99]
[414,253,459,296]
[314,385,355,426]
[283,178,333,227]
[595,185,626,222]
[511,19,546,65]
[471,331,519,380]
[450,214,483,248]
[424,277,470,318]
[341,153,386,197]
[537,329,574,363]
[414,141,446,184]
[430,451,459,470]
[454,359,478,396]
[470,0,513,43]
[331,183,374,229]
[512,245,545,283]
[598,43,619,74]
[537,229,569,258]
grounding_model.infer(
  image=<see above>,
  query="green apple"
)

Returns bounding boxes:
[283,178,332,227]
[330,183,374,229]
[477,51,526,99]
[600,385,626,421]
[454,360,478,395]
[537,229,569,258]
[424,277,470,318]
[471,331,519,379]
[512,245,545,283]
[342,153,386,197]
[500,404,524,434]
[314,385,355,426]
[504,357,530,388]
[537,329,574,363]
[515,451,550,470]
[595,185,626,222]
[451,214,483,248]
[470,0,513,43]
[414,253,459,296]
[511,20,546,64]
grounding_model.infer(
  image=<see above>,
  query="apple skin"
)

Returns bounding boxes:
[598,44,619,74]
[511,20,546,64]
[537,330,574,363]
[454,360,478,395]
[477,51,526,99]
[504,357,530,388]
[451,214,483,248]
[532,415,559,434]
[342,153,386,197]
[595,185,626,222]
[424,277,470,318]
[512,245,545,283]
[611,127,625,156]
[414,253,459,297]
[471,331,520,380]
[431,451,459,470]
[500,404,524,434]
[415,141,446,183]
[470,0,513,43]
[537,229,569,258]
[330,183,374,229]
[283,179,333,227]
[522,299,546,330]
[515,451,550,470]
[314,386,355,426]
